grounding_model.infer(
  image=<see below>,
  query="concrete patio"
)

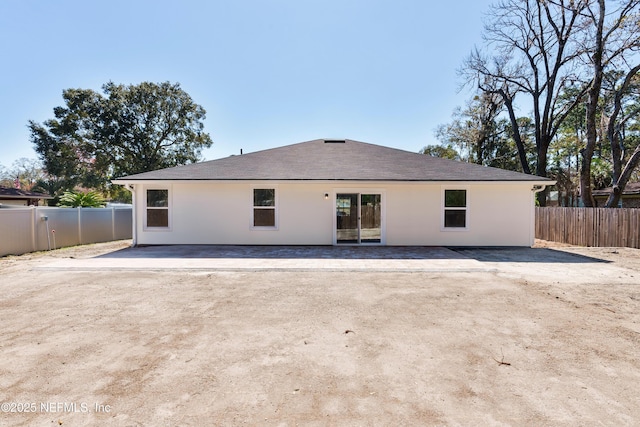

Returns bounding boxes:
[36,245,494,272]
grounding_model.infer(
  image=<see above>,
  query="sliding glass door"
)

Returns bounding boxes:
[360,194,381,243]
[336,193,381,244]
[336,194,359,243]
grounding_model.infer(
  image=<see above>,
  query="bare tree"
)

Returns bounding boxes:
[0,163,11,187]
[579,0,640,206]
[8,158,46,190]
[462,0,590,205]
[603,66,640,206]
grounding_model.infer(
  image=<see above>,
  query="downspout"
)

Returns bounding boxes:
[531,185,547,246]
[122,183,137,247]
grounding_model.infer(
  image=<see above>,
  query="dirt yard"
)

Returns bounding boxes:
[1,241,639,426]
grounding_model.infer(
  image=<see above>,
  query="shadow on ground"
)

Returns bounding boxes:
[98,245,466,260]
[96,245,610,264]
[451,247,610,264]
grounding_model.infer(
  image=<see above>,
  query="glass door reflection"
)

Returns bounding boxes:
[336,193,359,244]
[336,193,381,244]
[360,194,381,243]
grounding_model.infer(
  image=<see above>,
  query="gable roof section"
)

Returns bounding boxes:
[114,139,552,182]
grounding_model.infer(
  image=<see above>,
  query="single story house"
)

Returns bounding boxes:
[0,186,53,206]
[113,139,554,247]
[593,182,640,208]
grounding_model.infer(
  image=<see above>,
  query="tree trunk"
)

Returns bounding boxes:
[536,141,549,207]
[581,0,606,208]
[606,63,640,206]
[605,144,640,207]
[609,123,623,184]
[502,94,532,175]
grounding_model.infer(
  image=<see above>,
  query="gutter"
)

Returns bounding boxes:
[532,184,549,195]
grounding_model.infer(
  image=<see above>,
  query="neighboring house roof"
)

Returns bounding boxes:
[593,182,640,197]
[114,139,553,182]
[0,186,53,199]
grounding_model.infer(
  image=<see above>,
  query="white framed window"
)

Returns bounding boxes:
[145,188,170,229]
[442,188,468,230]
[251,187,277,229]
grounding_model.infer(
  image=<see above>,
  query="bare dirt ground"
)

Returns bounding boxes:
[1,240,639,426]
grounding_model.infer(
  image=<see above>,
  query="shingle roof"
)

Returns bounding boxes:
[593,182,640,196]
[0,186,53,199]
[114,139,552,182]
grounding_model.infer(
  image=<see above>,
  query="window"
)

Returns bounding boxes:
[146,189,169,228]
[253,188,276,227]
[444,189,467,228]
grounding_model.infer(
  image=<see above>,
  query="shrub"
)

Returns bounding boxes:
[58,191,105,208]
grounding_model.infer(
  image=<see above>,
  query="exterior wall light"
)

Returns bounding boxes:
[324,193,329,200]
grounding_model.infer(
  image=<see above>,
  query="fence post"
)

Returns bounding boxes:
[77,207,82,245]
[31,206,37,253]
[594,208,600,247]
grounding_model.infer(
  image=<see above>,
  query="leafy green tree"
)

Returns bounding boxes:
[419,143,461,160]
[433,94,503,165]
[58,191,105,208]
[29,81,213,190]
[107,185,133,204]
[434,95,535,173]
[547,87,588,206]
[31,178,66,206]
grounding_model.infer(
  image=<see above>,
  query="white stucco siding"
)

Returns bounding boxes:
[134,182,336,245]
[384,184,439,246]
[131,180,538,246]
[277,184,334,245]
[172,183,246,244]
[383,183,534,246]
[466,183,534,246]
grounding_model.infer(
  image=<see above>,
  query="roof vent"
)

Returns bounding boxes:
[324,139,345,143]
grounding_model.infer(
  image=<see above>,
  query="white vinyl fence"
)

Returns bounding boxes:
[0,206,132,257]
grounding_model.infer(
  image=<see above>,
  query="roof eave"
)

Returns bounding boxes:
[0,195,53,199]
[113,178,555,185]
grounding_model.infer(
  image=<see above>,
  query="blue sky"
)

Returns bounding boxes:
[0,0,493,169]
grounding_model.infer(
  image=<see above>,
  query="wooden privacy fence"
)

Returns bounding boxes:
[536,207,640,248]
[336,205,381,230]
